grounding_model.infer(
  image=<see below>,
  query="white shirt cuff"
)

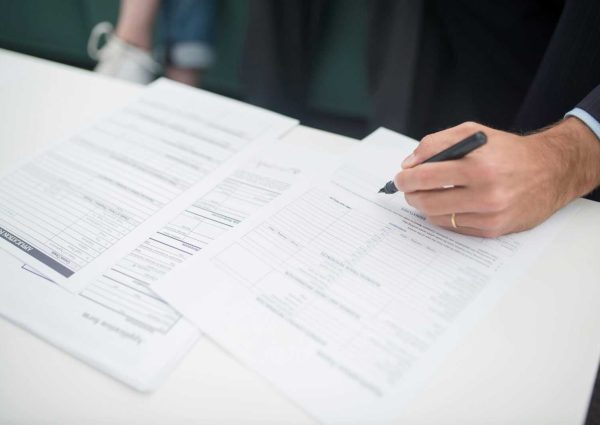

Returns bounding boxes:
[565,107,600,141]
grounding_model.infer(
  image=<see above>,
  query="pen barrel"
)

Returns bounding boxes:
[425,131,487,163]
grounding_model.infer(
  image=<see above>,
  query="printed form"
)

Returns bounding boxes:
[155,128,579,423]
[0,80,344,390]
[0,133,338,390]
[0,78,297,290]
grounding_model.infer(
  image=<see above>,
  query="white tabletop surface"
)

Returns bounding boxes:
[1,48,600,425]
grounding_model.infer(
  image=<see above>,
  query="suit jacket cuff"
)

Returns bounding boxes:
[565,107,600,141]
[567,84,600,138]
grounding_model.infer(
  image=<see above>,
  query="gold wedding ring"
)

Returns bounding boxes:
[451,213,458,229]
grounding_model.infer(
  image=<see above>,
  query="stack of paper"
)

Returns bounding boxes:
[154,129,577,423]
[0,80,578,422]
[0,78,308,390]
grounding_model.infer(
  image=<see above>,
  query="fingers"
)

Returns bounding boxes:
[426,212,508,238]
[394,160,474,192]
[396,121,524,239]
[404,187,505,216]
[402,121,491,169]
[433,224,494,238]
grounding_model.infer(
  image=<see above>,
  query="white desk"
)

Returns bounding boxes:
[1,48,600,425]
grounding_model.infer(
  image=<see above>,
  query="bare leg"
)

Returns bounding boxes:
[115,0,161,51]
[165,66,202,87]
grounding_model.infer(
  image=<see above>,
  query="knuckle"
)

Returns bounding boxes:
[483,189,509,212]
[420,134,435,145]
[477,158,499,181]
[412,144,429,161]
[460,121,479,131]
[417,135,443,158]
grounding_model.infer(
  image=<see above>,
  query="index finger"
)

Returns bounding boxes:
[402,121,491,168]
[394,160,472,192]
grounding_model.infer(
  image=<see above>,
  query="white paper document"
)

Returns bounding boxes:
[0,79,349,391]
[0,251,199,391]
[0,78,297,289]
[155,128,578,423]
[0,133,338,391]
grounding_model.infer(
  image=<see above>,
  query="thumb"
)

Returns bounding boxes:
[402,122,484,168]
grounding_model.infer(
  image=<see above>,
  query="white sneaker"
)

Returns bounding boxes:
[87,22,161,84]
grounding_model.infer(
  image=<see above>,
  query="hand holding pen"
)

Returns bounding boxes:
[376,120,595,238]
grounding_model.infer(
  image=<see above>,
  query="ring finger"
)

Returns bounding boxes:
[427,212,508,235]
[404,187,491,216]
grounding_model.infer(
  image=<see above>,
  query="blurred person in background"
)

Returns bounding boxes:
[88,0,217,86]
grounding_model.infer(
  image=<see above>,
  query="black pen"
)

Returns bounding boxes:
[378,131,487,194]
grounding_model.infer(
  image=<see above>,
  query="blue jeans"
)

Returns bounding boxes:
[159,0,217,69]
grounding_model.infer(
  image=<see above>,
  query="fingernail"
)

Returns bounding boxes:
[402,153,416,168]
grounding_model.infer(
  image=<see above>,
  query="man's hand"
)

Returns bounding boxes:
[394,118,600,237]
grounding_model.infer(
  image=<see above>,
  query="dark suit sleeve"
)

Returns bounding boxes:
[514,0,600,132]
[577,84,600,123]
[573,85,600,202]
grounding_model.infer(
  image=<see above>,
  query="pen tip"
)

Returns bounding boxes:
[378,188,385,194]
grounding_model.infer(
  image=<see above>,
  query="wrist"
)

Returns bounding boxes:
[532,117,600,205]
